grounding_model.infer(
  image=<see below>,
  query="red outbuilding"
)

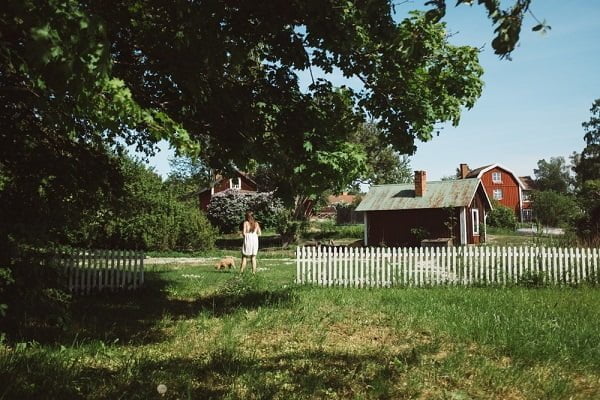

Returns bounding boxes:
[356,171,492,247]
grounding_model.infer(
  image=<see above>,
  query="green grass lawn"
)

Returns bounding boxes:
[2,258,599,399]
[486,227,575,247]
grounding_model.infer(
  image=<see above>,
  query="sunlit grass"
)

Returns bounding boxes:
[1,259,599,399]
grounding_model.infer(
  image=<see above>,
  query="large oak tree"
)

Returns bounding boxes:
[1,0,539,247]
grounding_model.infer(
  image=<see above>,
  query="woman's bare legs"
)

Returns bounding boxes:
[240,256,247,273]
[251,256,257,274]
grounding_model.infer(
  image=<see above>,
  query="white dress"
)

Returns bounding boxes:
[242,223,260,256]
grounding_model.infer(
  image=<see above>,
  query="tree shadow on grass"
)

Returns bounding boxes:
[1,344,420,399]
[6,271,296,346]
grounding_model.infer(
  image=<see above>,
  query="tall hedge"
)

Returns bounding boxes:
[77,158,217,251]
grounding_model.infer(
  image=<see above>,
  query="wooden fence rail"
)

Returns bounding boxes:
[53,250,145,294]
[296,246,600,288]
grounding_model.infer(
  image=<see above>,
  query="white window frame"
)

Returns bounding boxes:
[493,189,503,200]
[471,208,480,235]
[492,172,502,183]
[460,207,467,245]
[231,177,242,190]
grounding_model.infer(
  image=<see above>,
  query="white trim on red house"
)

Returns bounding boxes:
[460,207,467,245]
[492,188,503,200]
[466,181,494,212]
[471,208,480,236]
[491,172,502,183]
[469,163,527,190]
[519,186,524,221]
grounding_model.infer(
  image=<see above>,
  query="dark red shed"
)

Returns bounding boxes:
[356,171,492,247]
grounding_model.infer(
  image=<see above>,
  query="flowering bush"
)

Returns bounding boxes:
[206,189,285,233]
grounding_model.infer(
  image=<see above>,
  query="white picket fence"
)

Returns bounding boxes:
[296,246,600,287]
[54,250,145,294]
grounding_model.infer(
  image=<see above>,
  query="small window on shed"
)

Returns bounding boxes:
[492,172,502,183]
[471,209,480,235]
[493,189,503,200]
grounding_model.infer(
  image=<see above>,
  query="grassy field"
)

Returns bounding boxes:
[2,258,600,399]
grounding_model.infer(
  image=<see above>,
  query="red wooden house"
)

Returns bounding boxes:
[356,171,492,247]
[518,176,536,222]
[199,169,258,210]
[460,163,529,222]
[316,192,358,219]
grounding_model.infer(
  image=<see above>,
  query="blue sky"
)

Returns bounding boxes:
[144,1,600,182]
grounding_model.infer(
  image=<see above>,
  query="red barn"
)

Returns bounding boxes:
[199,169,258,210]
[356,171,492,247]
[460,163,528,221]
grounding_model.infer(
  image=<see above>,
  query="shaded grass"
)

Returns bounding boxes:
[2,259,599,399]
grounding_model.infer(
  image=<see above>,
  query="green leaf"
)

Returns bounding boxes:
[532,24,543,32]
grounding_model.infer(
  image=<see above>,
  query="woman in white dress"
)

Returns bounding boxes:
[241,211,261,273]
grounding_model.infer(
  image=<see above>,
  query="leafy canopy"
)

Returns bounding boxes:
[572,99,600,243]
[350,123,414,187]
[90,1,490,203]
[532,190,579,228]
[533,157,573,194]
[1,0,541,247]
[574,99,600,184]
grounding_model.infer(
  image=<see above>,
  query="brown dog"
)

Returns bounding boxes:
[215,256,236,270]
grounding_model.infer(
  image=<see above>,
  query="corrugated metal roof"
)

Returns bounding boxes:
[355,179,481,212]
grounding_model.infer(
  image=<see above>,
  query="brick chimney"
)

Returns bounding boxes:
[459,163,470,179]
[414,171,426,197]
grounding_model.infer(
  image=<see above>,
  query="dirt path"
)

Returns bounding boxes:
[144,256,295,265]
[144,257,217,265]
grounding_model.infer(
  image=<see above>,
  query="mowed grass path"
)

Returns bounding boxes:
[2,258,600,399]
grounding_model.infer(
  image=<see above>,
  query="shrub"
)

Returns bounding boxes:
[532,190,580,228]
[249,191,285,230]
[0,267,14,319]
[487,202,517,230]
[207,190,249,233]
[274,209,307,245]
[207,189,284,233]
[70,157,217,252]
[2,250,72,340]
[172,205,218,250]
[410,227,430,242]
